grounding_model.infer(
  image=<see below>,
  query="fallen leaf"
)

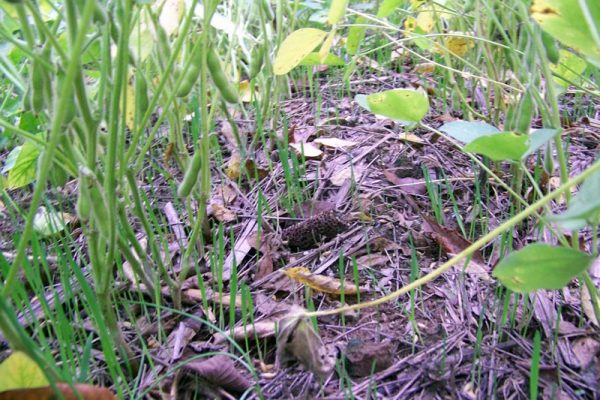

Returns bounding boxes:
[571,337,600,369]
[210,202,236,223]
[414,62,436,74]
[314,137,357,149]
[214,319,278,344]
[276,306,336,378]
[185,355,252,393]
[398,132,425,144]
[422,216,490,280]
[383,170,427,195]
[289,142,323,159]
[225,153,242,180]
[0,384,117,400]
[355,253,389,269]
[238,80,260,102]
[344,339,395,377]
[244,159,269,180]
[0,351,48,392]
[295,200,335,218]
[581,256,600,326]
[330,163,366,186]
[282,267,367,295]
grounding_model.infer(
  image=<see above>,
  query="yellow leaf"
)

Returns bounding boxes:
[416,11,435,33]
[404,16,417,33]
[238,80,261,102]
[0,351,48,392]
[274,28,328,75]
[434,34,474,57]
[319,28,337,63]
[414,62,436,74]
[327,0,349,24]
[225,153,241,180]
[282,267,367,295]
[124,71,135,130]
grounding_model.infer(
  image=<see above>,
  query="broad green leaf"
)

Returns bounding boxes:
[439,120,499,143]
[3,142,40,189]
[300,52,345,66]
[531,0,600,67]
[464,132,528,161]
[346,18,366,55]
[274,28,328,75]
[551,50,588,87]
[523,128,560,158]
[493,244,594,292]
[550,168,600,227]
[327,0,349,24]
[362,89,429,123]
[0,351,49,392]
[377,0,403,18]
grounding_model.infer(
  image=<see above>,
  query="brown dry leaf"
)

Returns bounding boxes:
[214,319,278,344]
[355,253,389,269]
[282,267,367,295]
[185,355,252,393]
[314,137,357,149]
[289,142,323,159]
[295,200,335,218]
[244,159,269,180]
[414,62,436,74]
[571,337,600,369]
[0,384,116,400]
[383,170,426,195]
[276,306,336,378]
[367,236,403,252]
[344,339,395,377]
[398,132,425,144]
[422,216,490,280]
[330,163,366,186]
[210,202,236,223]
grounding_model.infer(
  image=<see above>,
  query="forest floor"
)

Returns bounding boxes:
[1,63,600,399]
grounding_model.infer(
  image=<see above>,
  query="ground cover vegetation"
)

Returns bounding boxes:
[0,0,599,398]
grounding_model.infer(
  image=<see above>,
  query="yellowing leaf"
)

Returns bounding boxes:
[33,207,75,237]
[225,153,241,180]
[289,142,323,159]
[0,351,48,392]
[238,80,261,102]
[124,71,136,130]
[404,16,417,33]
[157,0,185,36]
[274,28,328,75]
[2,142,40,189]
[282,267,367,295]
[314,137,357,148]
[414,62,436,74]
[416,11,435,32]
[319,28,337,63]
[550,49,587,87]
[434,34,475,56]
[327,0,349,24]
[398,132,425,144]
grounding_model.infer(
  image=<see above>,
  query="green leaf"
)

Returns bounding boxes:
[327,0,349,24]
[346,16,367,55]
[377,0,403,18]
[439,120,499,143]
[549,168,600,227]
[274,28,328,75]
[464,132,528,161]
[531,0,600,67]
[0,351,49,392]
[523,128,560,158]
[550,50,588,87]
[2,142,40,189]
[299,52,345,66]
[492,244,594,292]
[360,89,429,123]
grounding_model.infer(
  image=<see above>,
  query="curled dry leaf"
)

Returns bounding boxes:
[422,216,490,280]
[210,202,236,223]
[276,306,336,378]
[0,384,117,400]
[383,170,426,195]
[355,253,389,269]
[185,355,252,393]
[282,267,368,295]
[330,163,366,186]
[214,320,278,345]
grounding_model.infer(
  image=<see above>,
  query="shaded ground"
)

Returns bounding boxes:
[1,64,599,399]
